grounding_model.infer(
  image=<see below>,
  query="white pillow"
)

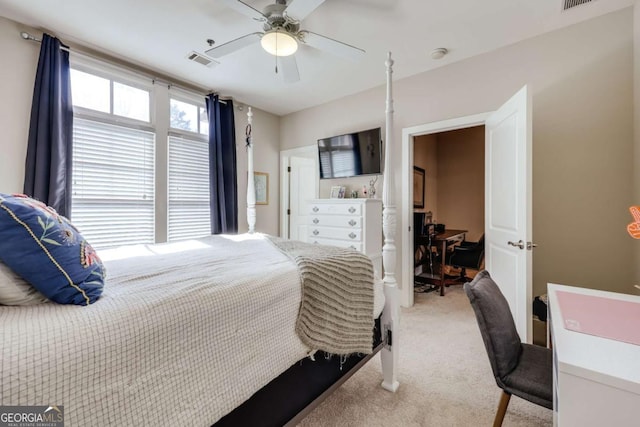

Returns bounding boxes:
[0,261,49,305]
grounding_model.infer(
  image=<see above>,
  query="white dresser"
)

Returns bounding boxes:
[308,199,382,274]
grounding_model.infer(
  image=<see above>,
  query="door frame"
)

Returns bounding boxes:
[280,145,319,238]
[400,113,491,308]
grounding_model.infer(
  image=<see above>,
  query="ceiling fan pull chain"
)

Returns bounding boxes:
[275,28,279,74]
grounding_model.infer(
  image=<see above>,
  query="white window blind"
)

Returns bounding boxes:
[71,118,155,249]
[167,134,211,241]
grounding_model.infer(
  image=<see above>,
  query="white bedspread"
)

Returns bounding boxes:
[0,234,384,426]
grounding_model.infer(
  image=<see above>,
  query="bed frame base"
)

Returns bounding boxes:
[214,318,383,427]
[283,342,384,427]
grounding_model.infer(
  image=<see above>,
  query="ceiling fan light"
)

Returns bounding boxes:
[261,30,298,57]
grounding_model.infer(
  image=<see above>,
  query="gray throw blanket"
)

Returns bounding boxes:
[267,237,375,355]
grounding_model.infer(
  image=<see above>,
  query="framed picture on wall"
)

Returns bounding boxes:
[254,172,269,205]
[413,166,425,208]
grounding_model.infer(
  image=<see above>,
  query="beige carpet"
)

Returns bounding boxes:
[298,286,552,427]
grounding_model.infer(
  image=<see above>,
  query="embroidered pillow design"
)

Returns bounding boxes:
[0,193,105,305]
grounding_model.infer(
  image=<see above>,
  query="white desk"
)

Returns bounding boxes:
[548,284,640,427]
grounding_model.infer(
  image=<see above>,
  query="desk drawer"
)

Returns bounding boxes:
[309,226,362,241]
[309,215,362,228]
[309,203,362,216]
[311,238,363,252]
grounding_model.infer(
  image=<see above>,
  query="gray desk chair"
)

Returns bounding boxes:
[464,271,552,427]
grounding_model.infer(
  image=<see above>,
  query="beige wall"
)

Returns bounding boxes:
[281,8,636,297]
[413,127,484,242]
[413,134,438,221]
[0,17,39,193]
[435,127,485,242]
[0,16,281,238]
[634,2,640,285]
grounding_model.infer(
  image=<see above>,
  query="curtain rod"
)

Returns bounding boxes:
[19,31,229,102]
[21,31,69,52]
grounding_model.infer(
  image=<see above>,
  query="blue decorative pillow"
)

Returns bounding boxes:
[0,194,105,305]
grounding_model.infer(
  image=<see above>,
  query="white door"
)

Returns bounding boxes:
[289,156,317,241]
[485,85,533,343]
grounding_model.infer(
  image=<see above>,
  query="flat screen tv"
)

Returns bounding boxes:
[318,127,382,179]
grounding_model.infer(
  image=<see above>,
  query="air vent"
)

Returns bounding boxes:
[186,51,217,67]
[563,0,595,11]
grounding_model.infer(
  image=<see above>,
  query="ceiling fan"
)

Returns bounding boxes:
[207,0,365,82]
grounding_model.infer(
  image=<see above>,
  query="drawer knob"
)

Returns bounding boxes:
[349,232,356,239]
[348,207,356,213]
[312,206,319,212]
[313,229,319,236]
[350,245,356,250]
[348,219,357,226]
[312,218,319,224]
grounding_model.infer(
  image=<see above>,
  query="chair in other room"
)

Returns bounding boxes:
[413,212,426,265]
[413,213,429,284]
[446,234,485,282]
[464,271,552,427]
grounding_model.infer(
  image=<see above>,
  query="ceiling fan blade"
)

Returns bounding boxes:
[283,0,326,21]
[303,31,365,61]
[220,0,267,21]
[205,32,263,58]
[278,55,300,83]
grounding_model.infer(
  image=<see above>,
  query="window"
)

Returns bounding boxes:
[70,68,151,123]
[167,96,210,241]
[70,65,155,249]
[167,135,210,241]
[170,98,208,135]
[113,82,150,122]
[72,119,155,248]
[70,69,110,113]
[70,60,212,248]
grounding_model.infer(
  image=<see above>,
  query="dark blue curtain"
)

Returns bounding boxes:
[206,94,238,234]
[23,34,73,217]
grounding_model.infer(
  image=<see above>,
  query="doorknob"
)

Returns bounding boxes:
[508,240,525,249]
[527,242,538,250]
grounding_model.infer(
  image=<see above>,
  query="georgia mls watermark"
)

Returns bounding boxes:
[0,406,63,427]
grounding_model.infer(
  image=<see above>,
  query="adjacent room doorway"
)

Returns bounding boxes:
[413,126,485,296]
[401,86,533,342]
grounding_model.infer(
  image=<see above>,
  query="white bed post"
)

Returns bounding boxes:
[380,52,400,393]
[246,107,256,233]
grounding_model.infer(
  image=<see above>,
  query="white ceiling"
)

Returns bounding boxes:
[0,0,634,115]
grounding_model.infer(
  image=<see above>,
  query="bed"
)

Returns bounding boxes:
[0,53,399,426]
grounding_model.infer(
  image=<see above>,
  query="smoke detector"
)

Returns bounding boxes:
[430,48,448,60]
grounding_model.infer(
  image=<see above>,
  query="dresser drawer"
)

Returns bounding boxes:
[309,203,362,216]
[310,238,363,252]
[309,215,362,228]
[309,226,362,241]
